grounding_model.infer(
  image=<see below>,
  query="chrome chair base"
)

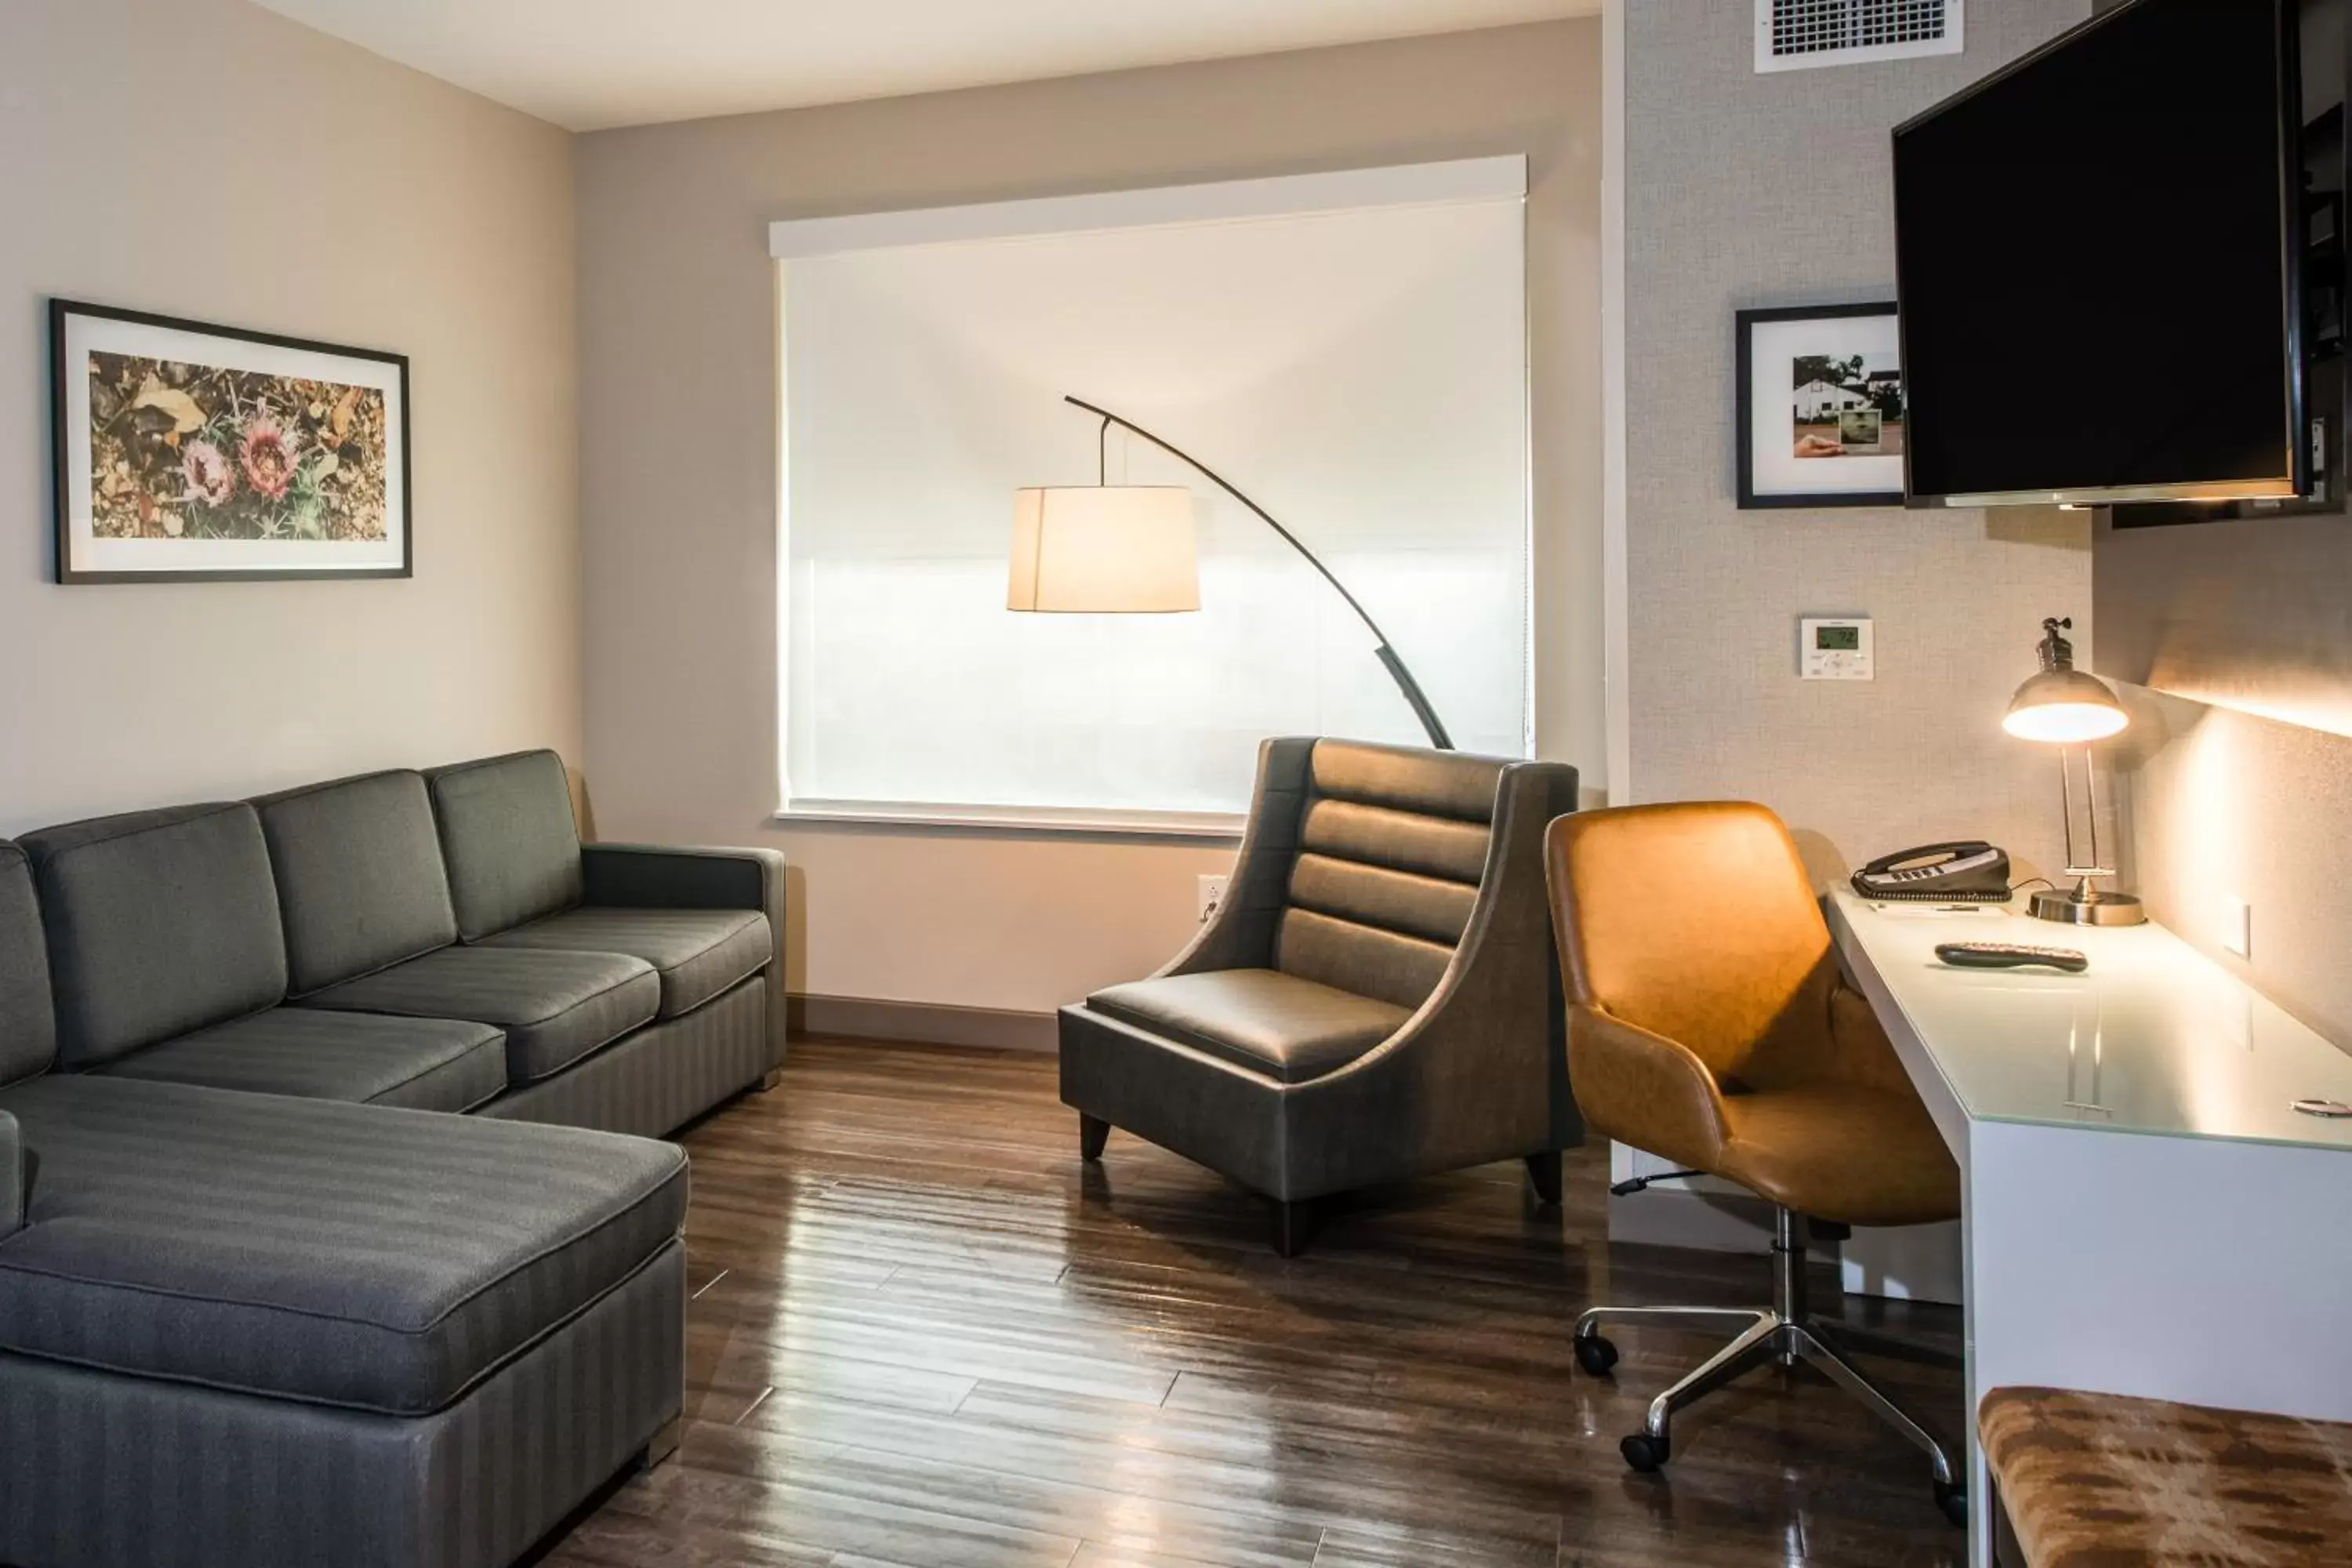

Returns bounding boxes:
[1573,1210,1967,1527]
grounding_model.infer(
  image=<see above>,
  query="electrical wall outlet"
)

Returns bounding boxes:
[1197,874,1230,925]
[2221,895,2252,958]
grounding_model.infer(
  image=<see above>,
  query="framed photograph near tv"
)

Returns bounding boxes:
[1737,302,1906,509]
[50,299,410,583]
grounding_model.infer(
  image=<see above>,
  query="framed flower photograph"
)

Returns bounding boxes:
[1736,302,1906,509]
[50,300,410,583]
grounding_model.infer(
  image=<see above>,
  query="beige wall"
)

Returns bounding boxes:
[0,0,579,835]
[575,22,1604,1014]
[1623,0,2093,882]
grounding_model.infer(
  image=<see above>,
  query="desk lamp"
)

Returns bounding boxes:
[2003,615,2145,927]
[1009,395,1454,750]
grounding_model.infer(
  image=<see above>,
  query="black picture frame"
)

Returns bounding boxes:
[49,299,412,584]
[1736,301,1907,510]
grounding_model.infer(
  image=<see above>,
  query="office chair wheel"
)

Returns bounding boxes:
[1573,1334,1620,1376]
[1620,1432,1670,1472]
[1935,1482,1969,1529]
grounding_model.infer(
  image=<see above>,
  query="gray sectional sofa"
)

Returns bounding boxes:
[0,750,787,1568]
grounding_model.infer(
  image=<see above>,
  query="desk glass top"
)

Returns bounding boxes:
[1828,891,2352,1150]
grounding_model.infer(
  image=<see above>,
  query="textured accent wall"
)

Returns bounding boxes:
[1624,0,2092,883]
[0,0,579,834]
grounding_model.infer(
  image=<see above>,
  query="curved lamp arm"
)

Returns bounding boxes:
[1066,394,1454,751]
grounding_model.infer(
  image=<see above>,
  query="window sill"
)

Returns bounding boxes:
[774,799,1246,842]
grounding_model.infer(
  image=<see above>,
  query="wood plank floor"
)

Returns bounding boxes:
[543,1039,1968,1568]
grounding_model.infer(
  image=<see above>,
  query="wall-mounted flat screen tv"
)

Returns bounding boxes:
[1894,0,2307,508]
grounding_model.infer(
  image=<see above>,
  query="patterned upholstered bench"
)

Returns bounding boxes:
[1980,1386,2352,1566]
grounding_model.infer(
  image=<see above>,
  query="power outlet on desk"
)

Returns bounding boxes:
[1198,874,1230,925]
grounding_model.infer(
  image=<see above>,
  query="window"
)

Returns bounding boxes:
[775,161,1530,825]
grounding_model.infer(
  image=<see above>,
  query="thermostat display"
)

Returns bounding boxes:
[1801,617,1874,681]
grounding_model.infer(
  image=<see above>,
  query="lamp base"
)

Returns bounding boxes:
[2027,888,2147,927]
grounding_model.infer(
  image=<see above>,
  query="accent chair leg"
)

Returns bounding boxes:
[1271,1198,1315,1258]
[757,1067,784,1094]
[1524,1150,1563,1206]
[1078,1113,1111,1161]
[633,1416,682,1474]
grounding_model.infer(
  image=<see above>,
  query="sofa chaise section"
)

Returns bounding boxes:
[0,834,691,1568]
[0,1073,685,1416]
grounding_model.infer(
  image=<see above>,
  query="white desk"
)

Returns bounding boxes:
[1826,891,2352,1567]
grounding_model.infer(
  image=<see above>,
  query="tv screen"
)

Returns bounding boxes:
[1894,0,2304,507]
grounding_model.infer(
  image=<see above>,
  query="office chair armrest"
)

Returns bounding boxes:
[0,1111,22,1239]
[1570,1005,1732,1173]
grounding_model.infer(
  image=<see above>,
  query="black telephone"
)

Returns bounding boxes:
[1851,841,2013,902]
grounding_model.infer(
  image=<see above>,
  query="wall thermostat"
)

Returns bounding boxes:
[1800,617,1874,681]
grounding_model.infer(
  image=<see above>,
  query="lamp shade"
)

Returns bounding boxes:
[2002,667,2129,742]
[1007,486,1200,613]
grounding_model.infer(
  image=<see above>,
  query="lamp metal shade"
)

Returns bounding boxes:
[1008,486,1200,612]
[2002,667,2129,742]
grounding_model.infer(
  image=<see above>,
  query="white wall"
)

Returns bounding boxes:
[575,23,1604,1015]
[0,0,579,834]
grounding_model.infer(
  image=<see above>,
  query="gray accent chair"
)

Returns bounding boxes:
[1058,737,1583,1254]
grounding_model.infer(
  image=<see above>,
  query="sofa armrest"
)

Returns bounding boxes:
[0,1110,23,1240]
[581,844,788,1074]
[582,843,784,913]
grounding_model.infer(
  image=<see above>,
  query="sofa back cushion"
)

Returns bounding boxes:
[0,843,56,1086]
[252,771,459,995]
[426,751,583,941]
[1275,740,1506,1011]
[19,804,287,1069]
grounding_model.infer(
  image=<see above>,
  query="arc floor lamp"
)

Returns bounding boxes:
[1007,394,1454,751]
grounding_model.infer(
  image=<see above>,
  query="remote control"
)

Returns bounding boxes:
[1935,942,2089,974]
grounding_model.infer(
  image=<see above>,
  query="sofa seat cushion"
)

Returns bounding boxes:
[101,1008,506,1113]
[1087,968,1410,1085]
[480,906,770,1019]
[0,1075,685,1416]
[297,947,658,1084]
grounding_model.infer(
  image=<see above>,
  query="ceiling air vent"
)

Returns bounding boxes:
[1757,0,1963,73]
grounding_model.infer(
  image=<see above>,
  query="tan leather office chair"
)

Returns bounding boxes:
[1544,801,1967,1524]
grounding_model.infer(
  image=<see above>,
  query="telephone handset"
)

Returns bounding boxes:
[1850,841,2013,902]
